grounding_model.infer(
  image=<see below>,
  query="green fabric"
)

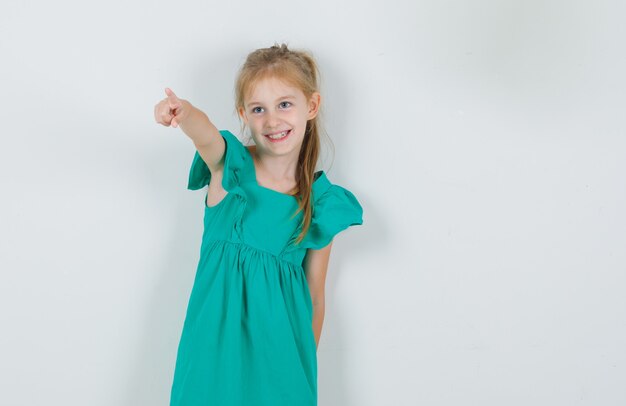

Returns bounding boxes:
[170,130,364,405]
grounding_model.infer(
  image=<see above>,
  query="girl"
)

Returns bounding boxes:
[154,43,363,406]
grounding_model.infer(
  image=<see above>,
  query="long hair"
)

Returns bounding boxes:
[234,43,324,245]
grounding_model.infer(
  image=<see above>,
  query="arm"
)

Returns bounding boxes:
[155,88,224,173]
[303,240,333,350]
[177,100,225,174]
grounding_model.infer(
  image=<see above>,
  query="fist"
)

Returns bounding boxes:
[154,88,189,128]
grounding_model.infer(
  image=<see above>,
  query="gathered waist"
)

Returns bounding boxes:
[201,239,303,269]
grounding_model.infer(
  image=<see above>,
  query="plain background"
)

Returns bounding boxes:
[1,0,625,405]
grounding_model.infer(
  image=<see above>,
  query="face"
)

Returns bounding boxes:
[238,76,320,157]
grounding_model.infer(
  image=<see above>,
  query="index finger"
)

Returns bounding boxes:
[165,87,182,108]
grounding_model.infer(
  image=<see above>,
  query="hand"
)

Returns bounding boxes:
[154,88,190,128]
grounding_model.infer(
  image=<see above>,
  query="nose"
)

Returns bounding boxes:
[265,110,281,129]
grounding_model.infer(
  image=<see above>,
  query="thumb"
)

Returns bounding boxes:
[171,111,182,128]
[165,87,182,109]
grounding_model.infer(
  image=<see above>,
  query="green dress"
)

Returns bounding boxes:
[169,130,364,405]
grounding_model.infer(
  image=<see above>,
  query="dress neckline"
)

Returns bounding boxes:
[244,145,325,198]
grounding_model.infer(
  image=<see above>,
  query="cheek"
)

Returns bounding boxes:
[300,112,311,123]
[289,110,307,122]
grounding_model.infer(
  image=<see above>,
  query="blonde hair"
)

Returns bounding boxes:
[234,43,324,245]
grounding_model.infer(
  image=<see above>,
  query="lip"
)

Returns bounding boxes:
[264,129,292,143]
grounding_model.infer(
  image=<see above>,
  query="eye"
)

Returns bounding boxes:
[279,101,292,108]
[252,106,263,113]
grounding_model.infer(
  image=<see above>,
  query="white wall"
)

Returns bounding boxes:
[1,0,625,405]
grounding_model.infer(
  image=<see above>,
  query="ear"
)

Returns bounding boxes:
[238,106,248,124]
[307,92,321,120]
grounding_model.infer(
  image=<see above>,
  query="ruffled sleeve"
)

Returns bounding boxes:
[295,184,364,250]
[187,129,248,191]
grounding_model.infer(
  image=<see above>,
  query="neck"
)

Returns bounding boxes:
[253,150,298,183]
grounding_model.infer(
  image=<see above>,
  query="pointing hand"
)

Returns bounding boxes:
[154,88,190,128]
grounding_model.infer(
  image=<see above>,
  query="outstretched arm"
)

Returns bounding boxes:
[303,240,333,350]
[154,87,224,173]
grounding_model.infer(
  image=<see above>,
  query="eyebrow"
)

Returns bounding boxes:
[247,95,297,107]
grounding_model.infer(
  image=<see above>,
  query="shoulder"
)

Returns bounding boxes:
[312,172,364,224]
[313,172,360,202]
[291,172,363,250]
[187,129,254,190]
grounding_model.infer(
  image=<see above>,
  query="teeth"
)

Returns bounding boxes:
[268,130,288,139]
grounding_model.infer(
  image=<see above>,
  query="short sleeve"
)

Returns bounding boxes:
[187,130,248,191]
[299,184,364,250]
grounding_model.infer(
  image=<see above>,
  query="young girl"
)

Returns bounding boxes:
[154,43,363,406]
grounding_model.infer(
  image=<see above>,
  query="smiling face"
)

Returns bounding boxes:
[238,76,320,157]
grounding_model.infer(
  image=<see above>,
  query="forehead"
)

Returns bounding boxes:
[245,76,303,104]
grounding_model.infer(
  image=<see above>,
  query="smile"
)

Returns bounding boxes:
[264,129,291,142]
